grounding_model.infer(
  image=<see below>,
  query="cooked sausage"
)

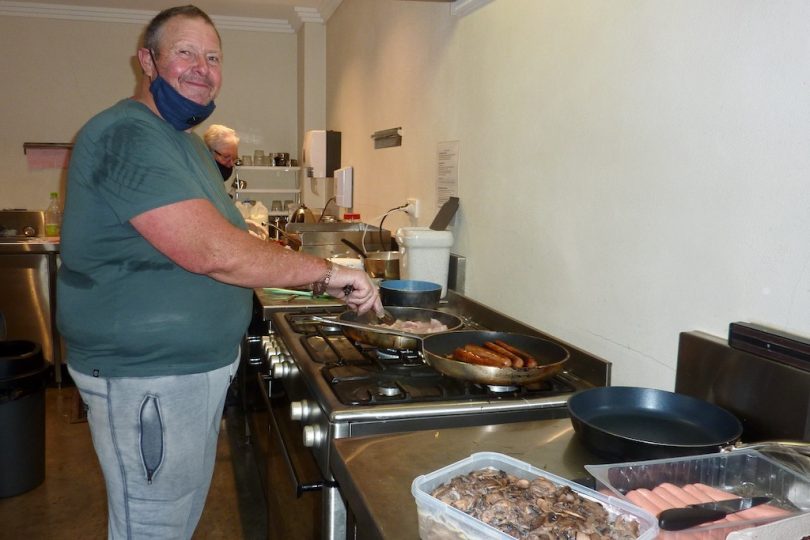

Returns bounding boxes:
[483,342,524,368]
[493,340,538,368]
[463,344,512,367]
[452,347,510,368]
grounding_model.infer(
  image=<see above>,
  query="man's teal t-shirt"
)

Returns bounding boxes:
[57,99,252,377]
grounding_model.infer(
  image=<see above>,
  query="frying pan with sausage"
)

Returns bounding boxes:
[422,330,570,386]
[330,311,570,386]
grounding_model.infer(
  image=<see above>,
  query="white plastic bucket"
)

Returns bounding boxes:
[395,227,454,298]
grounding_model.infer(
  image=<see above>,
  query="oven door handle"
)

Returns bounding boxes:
[261,373,338,496]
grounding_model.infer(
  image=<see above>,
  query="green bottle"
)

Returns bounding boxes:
[44,192,62,236]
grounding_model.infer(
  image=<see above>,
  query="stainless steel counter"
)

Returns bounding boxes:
[330,418,604,539]
[0,238,60,254]
[253,287,344,320]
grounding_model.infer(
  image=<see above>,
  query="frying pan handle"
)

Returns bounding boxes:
[722,440,810,455]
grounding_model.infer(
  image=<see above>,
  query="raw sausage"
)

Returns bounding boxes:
[493,340,538,368]
[627,482,793,537]
[483,342,524,368]
[691,483,790,521]
[452,347,510,368]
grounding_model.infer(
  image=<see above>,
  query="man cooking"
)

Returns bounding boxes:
[56,5,382,538]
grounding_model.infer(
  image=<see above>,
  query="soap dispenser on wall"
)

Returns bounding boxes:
[301,130,342,210]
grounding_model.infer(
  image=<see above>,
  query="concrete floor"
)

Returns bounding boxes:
[0,385,267,539]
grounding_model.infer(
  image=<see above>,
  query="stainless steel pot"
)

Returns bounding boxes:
[364,251,400,279]
[290,204,316,224]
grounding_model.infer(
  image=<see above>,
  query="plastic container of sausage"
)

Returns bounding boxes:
[411,451,658,540]
[585,449,810,537]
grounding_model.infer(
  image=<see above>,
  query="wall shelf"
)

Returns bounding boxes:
[239,166,300,172]
[233,167,301,211]
[235,188,300,194]
[23,142,73,154]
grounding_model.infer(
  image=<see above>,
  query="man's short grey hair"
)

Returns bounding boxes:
[204,124,239,150]
[143,5,220,57]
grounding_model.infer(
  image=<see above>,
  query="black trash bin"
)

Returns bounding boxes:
[0,340,48,498]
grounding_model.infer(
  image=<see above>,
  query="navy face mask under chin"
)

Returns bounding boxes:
[217,162,233,180]
[149,75,216,131]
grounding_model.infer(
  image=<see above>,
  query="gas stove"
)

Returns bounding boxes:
[269,306,594,429]
[243,289,612,539]
[283,310,577,407]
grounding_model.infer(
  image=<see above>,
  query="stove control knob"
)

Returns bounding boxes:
[277,343,291,360]
[303,424,322,447]
[290,400,312,421]
[262,339,279,357]
[271,361,296,379]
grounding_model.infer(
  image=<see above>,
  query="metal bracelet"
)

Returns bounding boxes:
[310,259,334,296]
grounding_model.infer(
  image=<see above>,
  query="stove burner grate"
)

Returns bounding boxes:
[290,309,579,406]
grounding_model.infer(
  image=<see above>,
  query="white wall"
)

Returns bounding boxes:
[326,0,810,389]
[0,15,298,210]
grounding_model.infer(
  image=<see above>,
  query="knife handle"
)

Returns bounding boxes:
[658,507,728,531]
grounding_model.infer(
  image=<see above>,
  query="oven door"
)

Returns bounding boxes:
[260,374,327,539]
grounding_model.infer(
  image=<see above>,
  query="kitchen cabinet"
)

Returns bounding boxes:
[233,166,300,216]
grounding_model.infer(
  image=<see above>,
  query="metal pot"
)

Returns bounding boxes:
[567,386,743,461]
[290,204,316,224]
[421,331,570,386]
[379,280,440,308]
[364,251,400,279]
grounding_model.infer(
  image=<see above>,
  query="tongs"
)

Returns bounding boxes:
[311,314,409,337]
[658,496,772,531]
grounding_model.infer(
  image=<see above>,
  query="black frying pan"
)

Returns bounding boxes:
[567,386,743,461]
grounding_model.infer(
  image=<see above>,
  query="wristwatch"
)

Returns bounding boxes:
[310,259,334,296]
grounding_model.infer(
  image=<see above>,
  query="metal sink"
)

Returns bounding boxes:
[0,210,46,239]
[0,211,58,253]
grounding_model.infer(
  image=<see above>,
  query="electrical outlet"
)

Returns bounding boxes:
[406,198,420,219]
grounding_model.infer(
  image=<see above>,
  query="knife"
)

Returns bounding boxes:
[658,496,772,531]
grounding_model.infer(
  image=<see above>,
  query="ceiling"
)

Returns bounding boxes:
[1,0,345,29]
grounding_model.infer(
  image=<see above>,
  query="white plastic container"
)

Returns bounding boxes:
[395,227,453,298]
[411,451,658,540]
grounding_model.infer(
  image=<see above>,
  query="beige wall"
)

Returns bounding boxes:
[326,0,810,389]
[0,15,298,210]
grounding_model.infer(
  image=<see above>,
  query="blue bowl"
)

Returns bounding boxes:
[380,280,442,308]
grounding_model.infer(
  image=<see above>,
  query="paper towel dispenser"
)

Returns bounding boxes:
[302,130,341,178]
